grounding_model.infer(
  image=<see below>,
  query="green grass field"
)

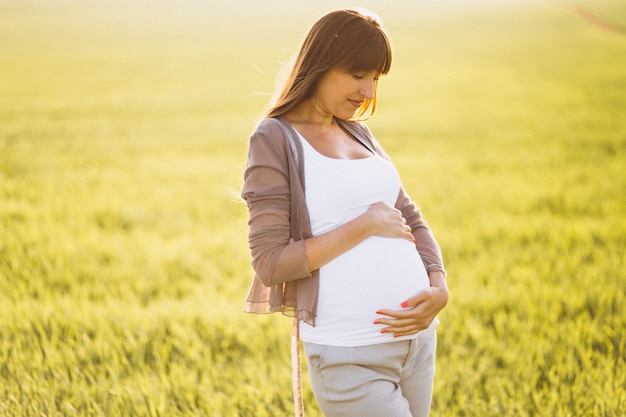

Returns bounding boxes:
[1,0,624,415]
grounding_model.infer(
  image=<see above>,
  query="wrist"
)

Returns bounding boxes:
[427,267,448,290]
[428,271,447,290]
[428,270,446,281]
[433,284,449,308]
[345,212,374,243]
[355,210,376,239]
[426,263,447,278]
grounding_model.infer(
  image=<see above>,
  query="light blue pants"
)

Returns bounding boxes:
[303,327,437,417]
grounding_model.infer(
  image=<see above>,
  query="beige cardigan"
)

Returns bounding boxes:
[242,117,444,326]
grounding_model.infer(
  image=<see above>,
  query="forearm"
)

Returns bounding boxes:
[427,270,449,309]
[304,214,372,272]
[395,190,444,269]
[304,201,415,272]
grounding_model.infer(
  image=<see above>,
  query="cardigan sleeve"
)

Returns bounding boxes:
[394,187,444,270]
[356,122,445,270]
[241,121,312,287]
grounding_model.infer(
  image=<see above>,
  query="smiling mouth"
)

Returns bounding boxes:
[348,99,363,107]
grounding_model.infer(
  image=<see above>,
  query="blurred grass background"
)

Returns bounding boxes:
[0,0,625,415]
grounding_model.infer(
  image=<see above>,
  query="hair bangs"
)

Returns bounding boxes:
[347,36,391,75]
[332,15,392,76]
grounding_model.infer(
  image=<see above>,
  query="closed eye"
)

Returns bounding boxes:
[353,73,380,81]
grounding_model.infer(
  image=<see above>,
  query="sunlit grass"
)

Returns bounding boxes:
[1,0,624,416]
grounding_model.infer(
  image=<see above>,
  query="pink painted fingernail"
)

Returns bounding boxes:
[373,321,381,325]
[381,329,388,334]
[401,302,409,308]
[375,311,383,315]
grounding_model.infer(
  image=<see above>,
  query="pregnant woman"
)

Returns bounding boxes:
[242,8,449,417]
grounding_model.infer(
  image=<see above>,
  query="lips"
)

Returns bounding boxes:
[348,99,363,108]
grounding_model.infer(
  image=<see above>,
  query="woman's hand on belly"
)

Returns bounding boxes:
[365,202,416,242]
[374,272,449,337]
[304,202,416,272]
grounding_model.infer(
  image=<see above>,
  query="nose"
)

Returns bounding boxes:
[360,79,376,100]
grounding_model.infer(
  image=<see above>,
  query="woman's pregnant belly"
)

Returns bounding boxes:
[299,236,431,346]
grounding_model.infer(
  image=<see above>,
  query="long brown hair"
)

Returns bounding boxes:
[266,9,392,121]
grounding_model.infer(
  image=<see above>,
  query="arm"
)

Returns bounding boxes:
[243,124,414,286]
[243,124,312,286]
[374,191,450,336]
[304,202,415,272]
[378,170,449,336]
[375,271,448,337]
[347,122,449,335]
[358,125,444,270]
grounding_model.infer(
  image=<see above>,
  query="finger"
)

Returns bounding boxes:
[374,315,432,338]
[400,290,429,308]
[375,308,433,334]
[375,308,407,319]
[385,318,431,335]
[377,317,416,329]
[399,225,415,242]
[373,316,409,328]
[374,320,418,335]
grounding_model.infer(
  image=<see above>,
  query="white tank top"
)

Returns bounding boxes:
[297,131,432,346]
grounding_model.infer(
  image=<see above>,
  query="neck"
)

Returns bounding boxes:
[286,100,334,128]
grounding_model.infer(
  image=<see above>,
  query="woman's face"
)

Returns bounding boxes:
[311,69,378,120]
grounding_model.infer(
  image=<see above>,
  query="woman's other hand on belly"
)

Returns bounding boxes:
[373,273,449,338]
